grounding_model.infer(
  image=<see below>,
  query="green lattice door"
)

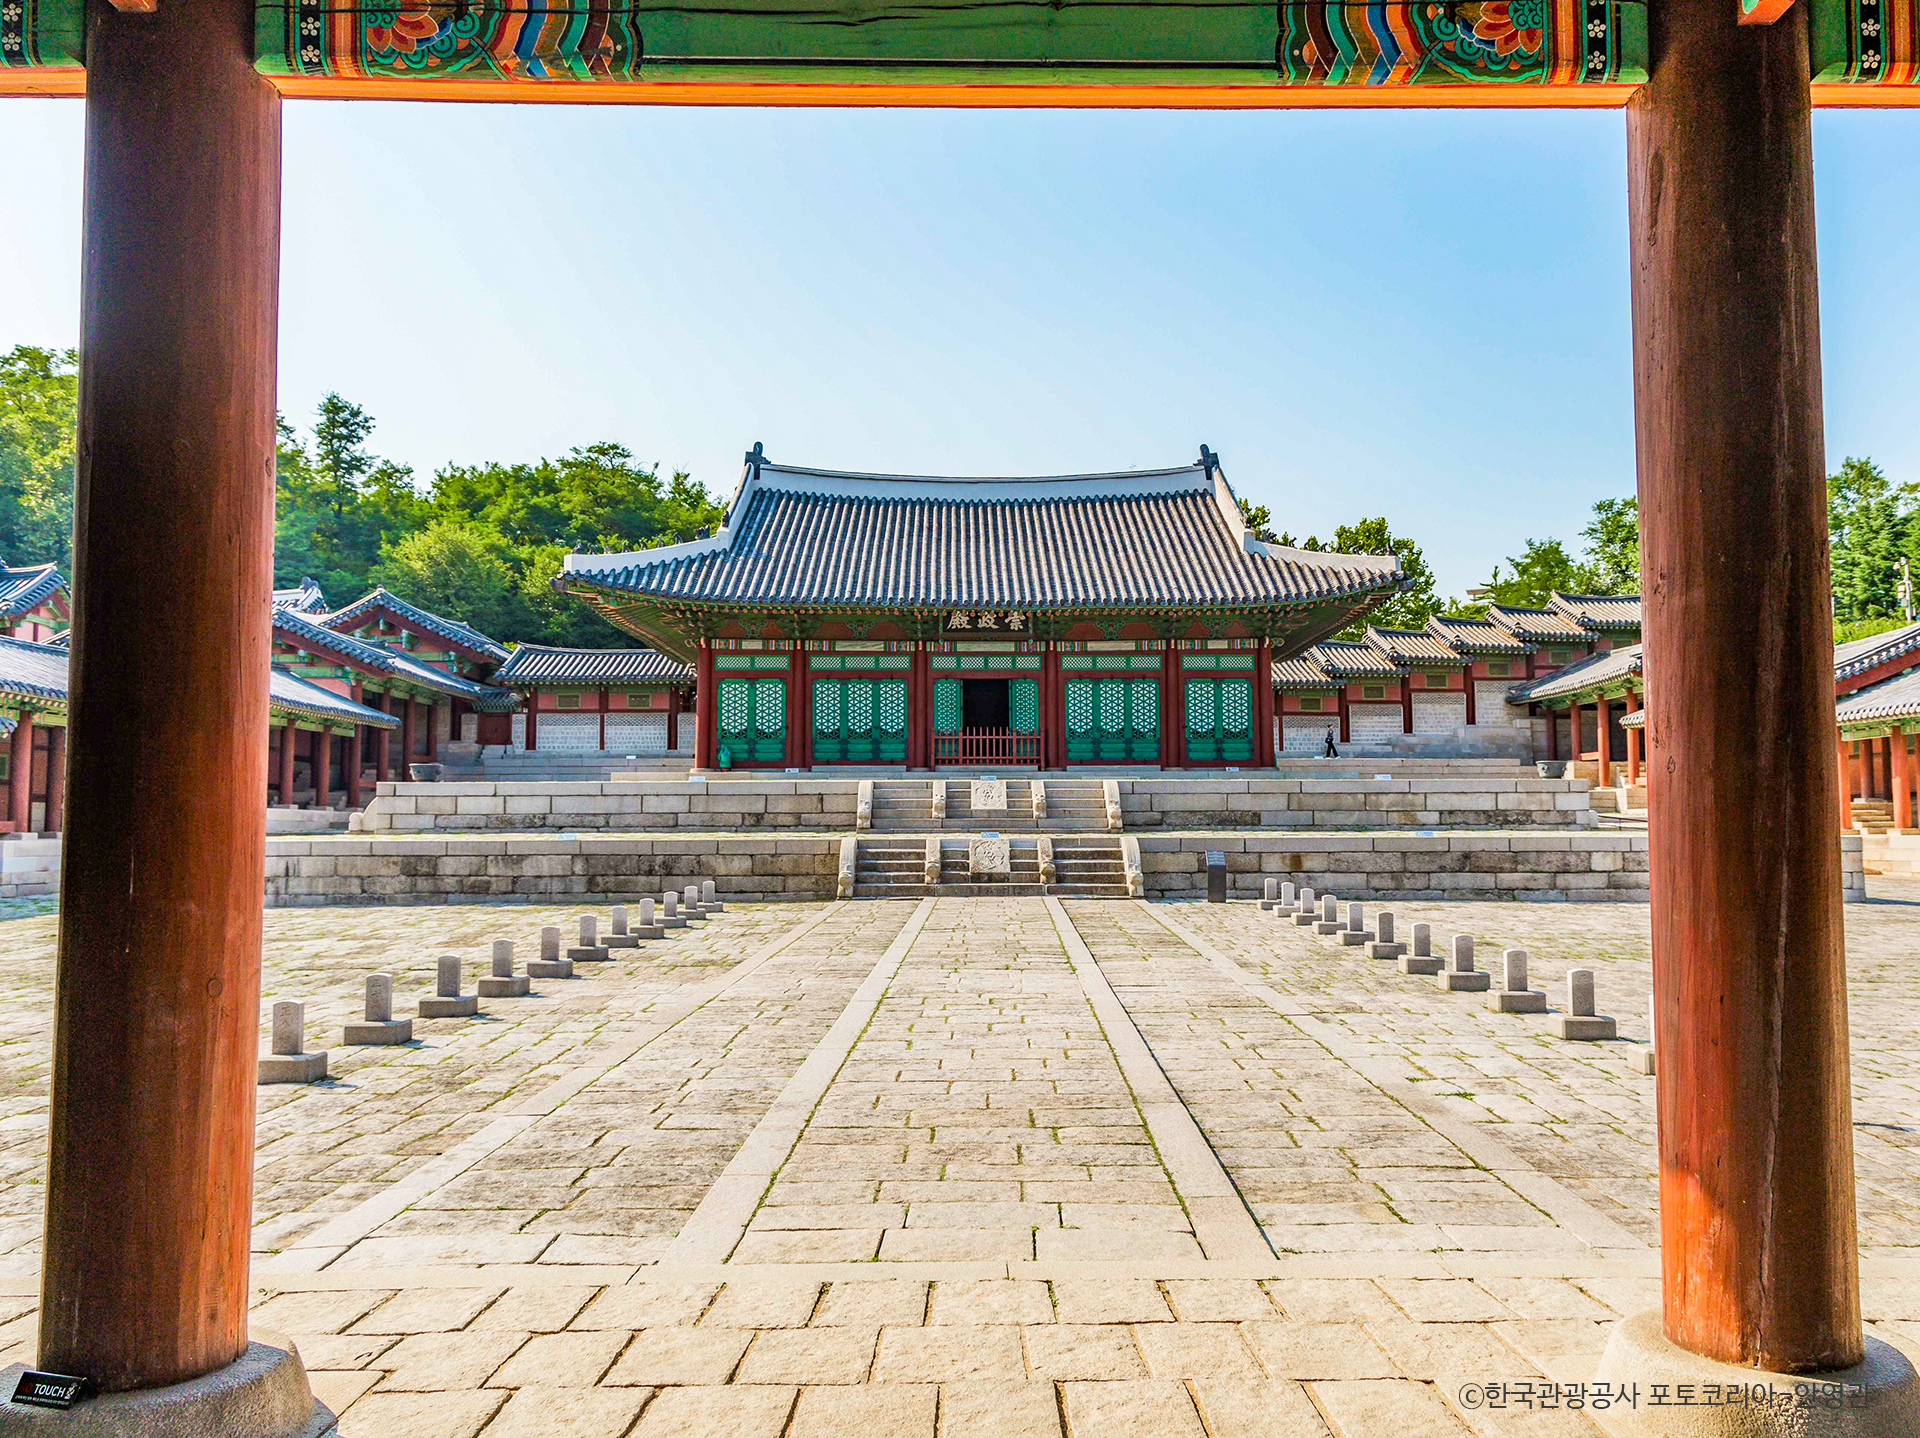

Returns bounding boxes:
[1009,679,1039,736]
[1184,676,1253,763]
[812,678,907,762]
[933,678,963,736]
[1064,679,1158,761]
[716,677,786,764]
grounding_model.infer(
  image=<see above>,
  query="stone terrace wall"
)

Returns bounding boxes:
[257,830,1872,906]
[1114,777,1594,831]
[354,775,1594,834]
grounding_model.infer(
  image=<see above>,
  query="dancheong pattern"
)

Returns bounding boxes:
[1,0,80,68]
[1813,0,1920,82]
[251,0,1651,87]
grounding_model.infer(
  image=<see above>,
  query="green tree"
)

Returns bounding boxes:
[1325,517,1441,636]
[1578,496,1640,593]
[0,346,78,569]
[370,520,524,638]
[1238,497,1278,544]
[1829,456,1913,623]
[1478,537,1585,609]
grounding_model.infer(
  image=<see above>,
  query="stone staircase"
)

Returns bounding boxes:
[869,778,1112,832]
[1850,800,1897,835]
[850,835,1130,898]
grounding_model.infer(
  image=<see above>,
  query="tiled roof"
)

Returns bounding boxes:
[1507,644,1643,704]
[1620,707,1644,729]
[1271,655,1340,689]
[1308,640,1402,680]
[272,576,330,616]
[1834,621,1920,684]
[1424,614,1530,656]
[1549,592,1642,631]
[270,668,399,729]
[495,645,692,686]
[275,609,516,709]
[324,587,510,662]
[0,562,65,620]
[1486,604,1593,645]
[0,637,70,706]
[1366,626,1465,666]
[564,455,1405,612]
[1836,667,1920,729]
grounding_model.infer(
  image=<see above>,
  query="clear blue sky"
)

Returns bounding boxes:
[3,98,1916,597]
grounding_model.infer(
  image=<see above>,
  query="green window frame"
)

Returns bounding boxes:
[716,676,786,764]
[1184,676,1253,763]
[812,677,908,763]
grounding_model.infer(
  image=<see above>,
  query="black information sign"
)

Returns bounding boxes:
[11,1370,91,1409]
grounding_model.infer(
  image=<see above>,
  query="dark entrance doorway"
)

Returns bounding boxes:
[962,678,1010,730]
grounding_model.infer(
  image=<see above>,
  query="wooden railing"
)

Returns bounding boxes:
[933,729,1041,766]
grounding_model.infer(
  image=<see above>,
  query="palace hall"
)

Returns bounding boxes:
[558,446,1411,770]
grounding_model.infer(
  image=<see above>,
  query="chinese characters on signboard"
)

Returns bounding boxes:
[946,611,1026,631]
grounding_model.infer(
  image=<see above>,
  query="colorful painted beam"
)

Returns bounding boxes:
[4,0,1915,101]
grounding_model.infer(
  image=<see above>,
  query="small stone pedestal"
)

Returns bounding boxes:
[701,881,724,914]
[344,975,411,1045]
[1400,922,1443,976]
[1591,1311,1920,1437]
[624,899,665,941]
[418,955,480,1018]
[259,1002,327,1084]
[1259,878,1281,911]
[478,940,531,998]
[1554,969,1616,1039]
[659,893,687,930]
[1435,934,1490,992]
[1368,911,1406,960]
[1290,887,1317,926]
[568,916,611,961]
[529,926,574,979]
[681,885,709,921]
[1313,895,1345,935]
[0,1330,331,1438]
[1487,949,1547,1013]
[1338,901,1373,946]
[603,906,640,949]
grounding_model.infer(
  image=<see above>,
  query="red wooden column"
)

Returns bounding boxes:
[374,721,392,787]
[1629,0,1860,1372]
[785,651,806,769]
[694,643,716,770]
[400,695,416,775]
[1039,644,1060,771]
[1595,699,1612,788]
[1893,730,1912,831]
[666,688,680,756]
[314,731,332,811]
[1253,639,1275,767]
[277,722,297,806]
[45,725,66,833]
[8,714,32,833]
[1162,646,1184,768]
[1400,677,1413,736]
[1837,733,1853,830]
[42,0,280,1389]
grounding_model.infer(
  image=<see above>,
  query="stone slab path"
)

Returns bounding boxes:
[0,886,1916,1435]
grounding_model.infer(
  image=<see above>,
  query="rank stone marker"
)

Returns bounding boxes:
[1260,877,1280,910]
[344,974,412,1045]
[1555,968,1617,1040]
[1280,880,1298,913]
[258,1000,327,1084]
[479,939,530,998]
[569,915,611,961]
[1488,947,1548,1013]
[678,884,707,922]
[1436,932,1491,991]
[702,879,724,913]
[1340,900,1374,946]
[528,927,574,980]
[628,896,665,941]
[1314,893,1346,934]
[418,954,480,1018]
[1369,910,1407,960]
[1291,886,1320,926]
[660,891,687,929]
[1401,920,1443,975]
[603,905,640,949]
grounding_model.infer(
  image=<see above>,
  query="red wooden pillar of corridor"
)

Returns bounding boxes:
[1630,0,1860,1372]
[40,0,280,1391]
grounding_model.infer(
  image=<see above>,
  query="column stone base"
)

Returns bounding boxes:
[0,1333,327,1437]
[1593,1311,1920,1438]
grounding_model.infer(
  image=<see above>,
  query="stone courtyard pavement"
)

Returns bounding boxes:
[0,886,1916,1436]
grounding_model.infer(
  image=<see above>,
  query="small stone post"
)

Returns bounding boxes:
[530,925,574,980]
[569,914,611,962]
[1292,885,1320,926]
[605,905,639,949]
[344,974,412,1045]
[1280,881,1297,913]
[1555,968,1616,1040]
[479,938,531,997]
[629,895,665,940]
[1314,893,1345,934]
[702,879,724,913]
[1636,987,1656,1074]
[682,884,708,922]
[1261,877,1280,910]
[1340,900,1373,947]
[1368,910,1406,960]
[1488,948,1547,1013]
[1437,934,1489,991]
[1401,920,1442,976]
[661,890,687,929]
[419,954,480,1018]
[260,1000,328,1084]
